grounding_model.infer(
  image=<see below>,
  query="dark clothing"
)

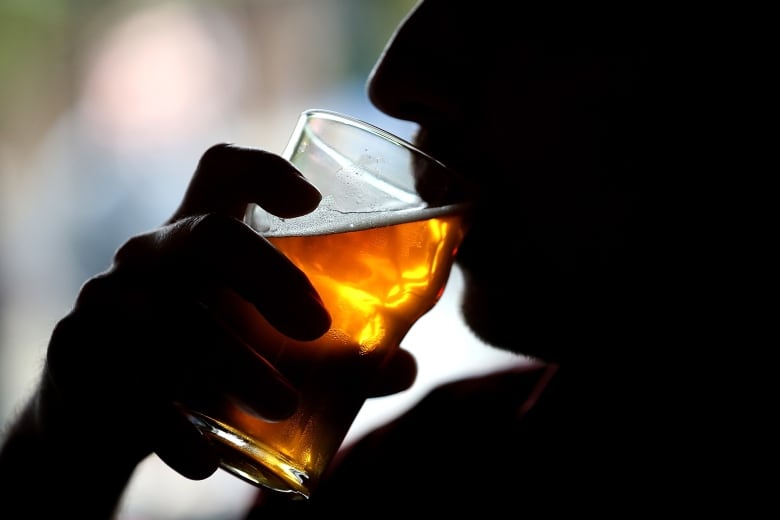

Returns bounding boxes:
[247,360,689,515]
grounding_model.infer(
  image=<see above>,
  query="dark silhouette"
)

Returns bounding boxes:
[1,2,739,518]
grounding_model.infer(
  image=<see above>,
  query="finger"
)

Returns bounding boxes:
[186,300,299,421]
[154,403,220,480]
[113,214,331,340]
[170,143,322,221]
[366,348,417,397]
[189,214,332,339]
[74,271,302,421]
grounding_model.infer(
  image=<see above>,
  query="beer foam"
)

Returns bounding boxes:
[250,201,468,237]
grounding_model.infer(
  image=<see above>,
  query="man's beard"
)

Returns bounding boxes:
[457,247,609,365]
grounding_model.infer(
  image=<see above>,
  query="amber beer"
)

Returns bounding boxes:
[189,204,468,498]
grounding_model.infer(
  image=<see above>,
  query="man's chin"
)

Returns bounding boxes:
[460,270,542,361]
[458,267,582,364]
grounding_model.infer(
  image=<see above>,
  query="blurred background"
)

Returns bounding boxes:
[0,1,527,518]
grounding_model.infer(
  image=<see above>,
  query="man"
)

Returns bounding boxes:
[254,3,694,514]
[0,1,720,517]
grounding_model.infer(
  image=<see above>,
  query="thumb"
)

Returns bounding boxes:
[170,143,321,222]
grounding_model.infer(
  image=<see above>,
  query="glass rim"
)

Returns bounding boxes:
[299,108,455,174]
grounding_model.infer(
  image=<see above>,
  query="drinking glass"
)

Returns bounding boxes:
[184,109,471,499]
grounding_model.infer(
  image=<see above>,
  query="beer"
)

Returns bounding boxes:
[188,205,468,498]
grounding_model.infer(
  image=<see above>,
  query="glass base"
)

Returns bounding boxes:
[184,410,313,500]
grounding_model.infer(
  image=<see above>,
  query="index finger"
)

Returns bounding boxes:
[169,143,322,222]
